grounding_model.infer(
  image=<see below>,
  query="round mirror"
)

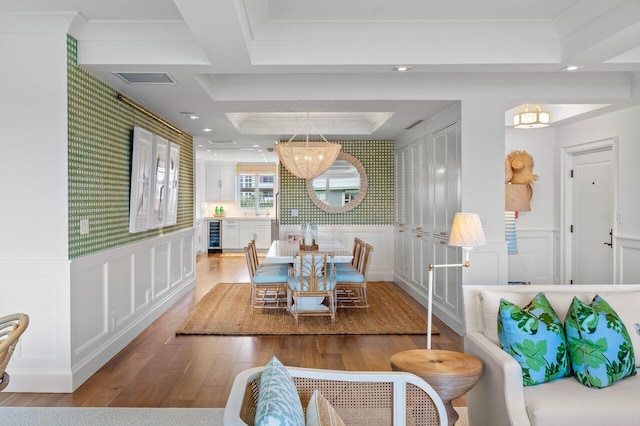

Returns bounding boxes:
[306,152,368,213]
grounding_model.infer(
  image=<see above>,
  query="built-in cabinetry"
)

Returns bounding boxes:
[221,219,273,251]
[394,121,464,334]
[205,166,235,201]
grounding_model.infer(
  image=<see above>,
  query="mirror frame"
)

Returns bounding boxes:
[306,152,368,213]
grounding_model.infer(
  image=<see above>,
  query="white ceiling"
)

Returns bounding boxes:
[2,0,640,162]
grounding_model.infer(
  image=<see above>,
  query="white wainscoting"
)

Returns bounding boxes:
[512,228,557,284]
[617,235,640,283]
[278,225,395,281]
[0,228,195,392]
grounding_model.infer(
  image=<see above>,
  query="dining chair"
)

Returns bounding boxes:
[287,253,337,325]
[247,240,286,273]
[335,237,364,272]
[336,243,373,309]
[0,313,29,391]
[244,246,288,309]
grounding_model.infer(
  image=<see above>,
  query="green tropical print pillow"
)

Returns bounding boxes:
[498,292,571,386]
[565,295,636,388]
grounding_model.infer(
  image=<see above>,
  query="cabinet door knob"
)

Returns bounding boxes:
[416,234,422,238]
[440,231,447,235]
[440,240,446,244]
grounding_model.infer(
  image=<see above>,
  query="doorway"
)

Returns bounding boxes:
[561,139,617,284]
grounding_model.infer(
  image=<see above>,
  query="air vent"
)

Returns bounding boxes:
[115,73,175,84]
[406,119,424,130]
[208,140,237,145]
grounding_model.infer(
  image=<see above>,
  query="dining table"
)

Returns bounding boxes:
[265,240,353,264]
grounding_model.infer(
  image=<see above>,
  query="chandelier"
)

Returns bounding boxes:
[275,113,341,179]
[513,104,550,129]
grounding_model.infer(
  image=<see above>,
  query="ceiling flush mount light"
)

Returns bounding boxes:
[275,112,342,179]
[513,104,550,129]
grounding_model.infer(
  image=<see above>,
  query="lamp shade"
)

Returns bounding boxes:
[448,213,487,248]
[275,112,342,179]
[275,141,341,179]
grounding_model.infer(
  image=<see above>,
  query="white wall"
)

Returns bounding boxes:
[556,104,640,283]
[0,29,74,391]
[0,32,69,259]
[0,25,196,392]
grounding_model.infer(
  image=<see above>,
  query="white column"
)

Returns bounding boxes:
[460,97,509,285]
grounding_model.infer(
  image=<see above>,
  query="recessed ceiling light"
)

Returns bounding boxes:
[197,144,203,148]
[252,144,260,148]
[563,65,582,71]
[189,115,199,120]
[202,128,213,132]
[393,66,413,72]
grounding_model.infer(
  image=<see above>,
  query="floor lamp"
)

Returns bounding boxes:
[427,212,487,350]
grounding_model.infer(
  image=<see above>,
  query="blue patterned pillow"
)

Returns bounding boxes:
[255,356,304,426]
[498,292,571,386]
[565,295,637,388]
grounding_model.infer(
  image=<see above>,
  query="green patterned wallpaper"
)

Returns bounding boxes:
[279,140,394,225]
[67,36,194,259]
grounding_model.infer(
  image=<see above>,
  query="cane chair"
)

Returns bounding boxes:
[336,243,373,309]
[244,246,288,309]
[0,313,29,391]
[287,253,337,325]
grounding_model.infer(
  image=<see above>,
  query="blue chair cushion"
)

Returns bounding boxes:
[335,263,357,272]
[498,292,571,386]
[335,271,365,283]
[255,356,304,426]
[288,275,336,292]
[254,269,289,283]
[565,295,636,388]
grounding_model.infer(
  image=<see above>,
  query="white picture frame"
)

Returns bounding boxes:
[128,126,153,233]
[165,142,180,226]
[148,135,168,229]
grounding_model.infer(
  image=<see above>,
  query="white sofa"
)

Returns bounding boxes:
[224,365,448,425]
[463,284,640,426]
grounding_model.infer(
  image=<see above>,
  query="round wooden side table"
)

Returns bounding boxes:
[390,349,482,426]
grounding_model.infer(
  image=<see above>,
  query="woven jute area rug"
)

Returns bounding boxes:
[176,282,438,336]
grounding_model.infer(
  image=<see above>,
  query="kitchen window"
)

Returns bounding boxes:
[238,174,275,208]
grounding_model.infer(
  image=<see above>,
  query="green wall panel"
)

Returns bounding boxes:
[279,140,394,225]
[67,36,194,259]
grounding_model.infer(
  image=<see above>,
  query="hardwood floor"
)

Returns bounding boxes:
[0,253,464,408]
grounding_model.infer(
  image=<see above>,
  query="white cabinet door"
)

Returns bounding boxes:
[409,143,424,228]
[222,221,240,249]
[206,166,236,201]
[395,150,406,225]
[432,122,460,236]
[239,226,255,248]
[238,221,272,249]
[220,167,236,201]
[254,225,272,249]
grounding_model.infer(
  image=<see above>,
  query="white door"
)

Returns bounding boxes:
[571,149,613,284]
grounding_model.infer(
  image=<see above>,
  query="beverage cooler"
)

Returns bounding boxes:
[207,219,222,253]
